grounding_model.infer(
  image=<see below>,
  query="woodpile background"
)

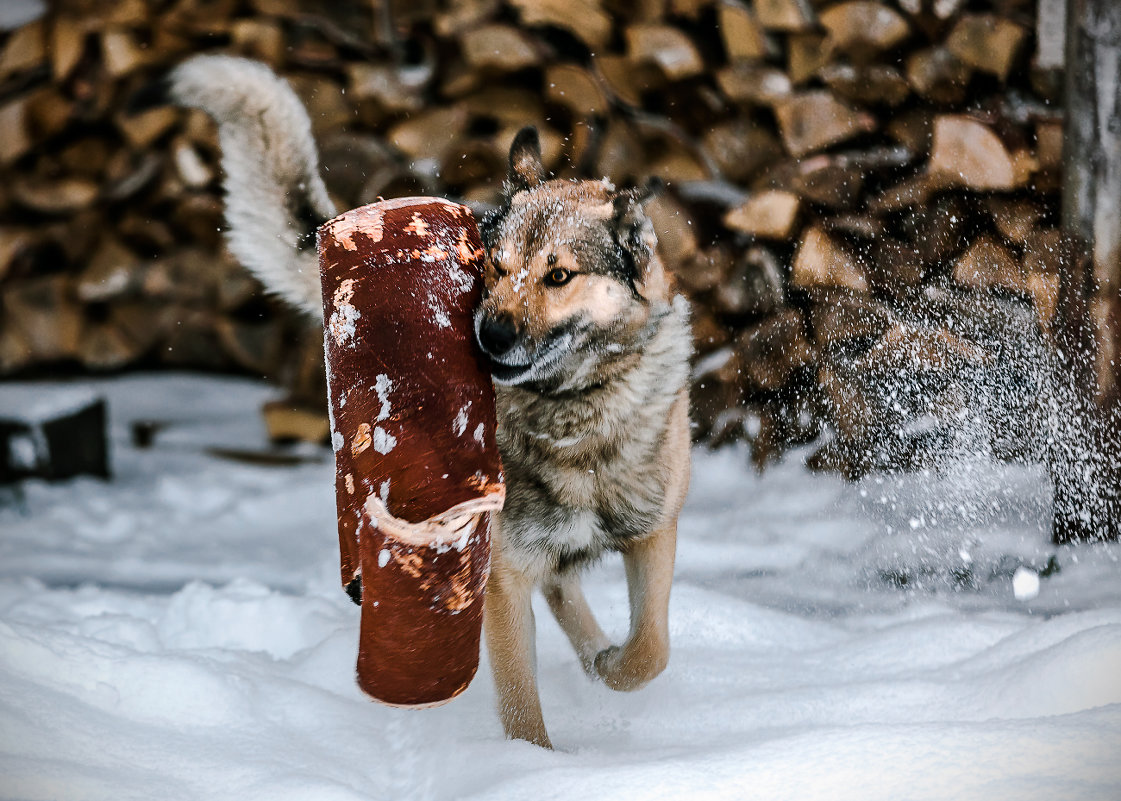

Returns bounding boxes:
[0,0,1109,478]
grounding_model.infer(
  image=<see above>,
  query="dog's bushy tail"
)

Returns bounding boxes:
[167,55,335,317]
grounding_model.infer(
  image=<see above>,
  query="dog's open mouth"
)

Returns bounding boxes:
[487,358,534,384]
[486,331,574,386]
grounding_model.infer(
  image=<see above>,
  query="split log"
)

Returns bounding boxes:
[819,64,911,107]
[714,246,785,316]
[987,197,1043,245]
[723,190,800,240]
[905,47,972,105]
[49,16,86,80]
[545,64,608,117]
[717,63,793,106]
[0,19,45,78]
[76,238,144,302]
[0,325,33,373]
[885,109,932,156]
[867,172,939,213]
[701,119,783,183]
[899,193,968,267]
[3,276,84,362]
[626,25,704,81]
[1023,228,1064,329]
[927,115,1023,190]
[11,175,98,214]
[118,106,179,148]
[0,227,34,281]
[388,106,468,163]
[0,97,32,164]
[288,75,352,137]
[773,91,876,157]
[1035,120,1063,174]
[718,1,770,62]
[691,346,745,440]
[782,155,865,208]
[79,322,145,370]
[791,225,868,292]
[869,236,926,298]
[230,18,285,65]
[819,2,910,60]
[822,213,883,240]
[677,248,730,294]
[817,363,878,446]
[461,25,539,72]
[594,53,660,107]
[787,33,831,83]
[25,87,73,142]
[809,290,891,348]
[348,63,426,114]
[753,0,816,32]
[945,14,1026,81]
[736,308,816,390]
[692,307,735,352]
[215,318,283,374]
[509,0,612,48]
[848,321,994,374]
[101,27,151,77]
[109,302,177,353]
[952,236,1024,294]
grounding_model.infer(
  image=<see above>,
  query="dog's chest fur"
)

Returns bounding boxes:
[494,299,690,579]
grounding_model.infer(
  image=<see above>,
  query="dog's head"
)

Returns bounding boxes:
[475,127,671,393]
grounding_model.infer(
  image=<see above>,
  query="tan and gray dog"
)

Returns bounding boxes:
[165,55,693,749]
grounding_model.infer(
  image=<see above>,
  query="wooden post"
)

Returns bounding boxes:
[1053,0,1121,542]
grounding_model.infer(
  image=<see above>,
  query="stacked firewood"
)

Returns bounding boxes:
[0,0,1072,469]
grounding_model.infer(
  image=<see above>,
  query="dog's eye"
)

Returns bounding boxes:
[545,267,574,287]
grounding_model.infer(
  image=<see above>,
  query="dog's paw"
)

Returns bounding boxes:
[593,642,667,692]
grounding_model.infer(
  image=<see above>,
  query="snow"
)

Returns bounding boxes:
[1,373,1120,801]
[0,0,43,31]
[1013,566,1041,601]
[372,425,396,454]
[373,374,393,422]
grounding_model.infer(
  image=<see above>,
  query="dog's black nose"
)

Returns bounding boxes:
[479,314,519,357]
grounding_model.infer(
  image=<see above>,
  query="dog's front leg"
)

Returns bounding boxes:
[593,521,676,691]
[485,554,552,748]
[543,572,610,676]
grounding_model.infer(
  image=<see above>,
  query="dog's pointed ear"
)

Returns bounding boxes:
[507,126,545,193]
[610,177,666,296]
[612,176,664,254]
[621,176,665,209]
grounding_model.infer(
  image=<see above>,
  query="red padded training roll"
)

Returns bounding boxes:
[318,196,504,708]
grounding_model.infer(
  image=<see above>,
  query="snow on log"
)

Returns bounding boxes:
[318,197,504,708]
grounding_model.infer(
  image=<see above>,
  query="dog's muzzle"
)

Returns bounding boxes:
[474,312,573,386]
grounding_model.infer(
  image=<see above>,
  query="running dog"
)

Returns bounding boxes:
[165,55,692,748]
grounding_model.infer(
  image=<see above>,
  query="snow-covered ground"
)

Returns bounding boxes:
[1,373,1119,801]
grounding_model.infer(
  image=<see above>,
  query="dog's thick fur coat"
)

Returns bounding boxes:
[170,55,692,748]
